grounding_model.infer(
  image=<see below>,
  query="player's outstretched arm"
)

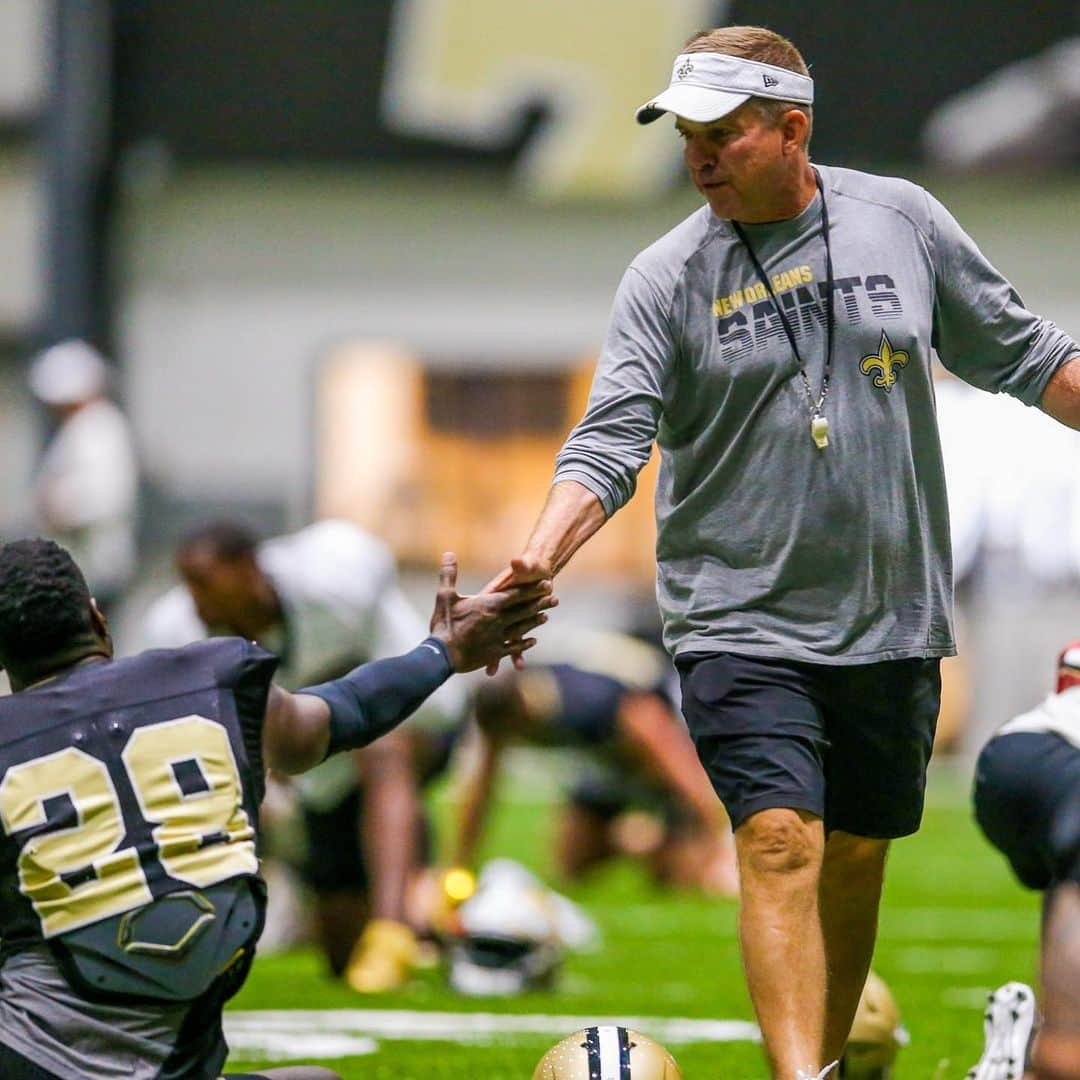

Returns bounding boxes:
[1041,354,1080,430]
[262,553,556,774]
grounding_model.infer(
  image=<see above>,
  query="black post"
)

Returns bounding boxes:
[40,0,112,350]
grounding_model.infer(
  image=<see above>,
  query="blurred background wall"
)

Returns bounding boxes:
[1,0,1078,745]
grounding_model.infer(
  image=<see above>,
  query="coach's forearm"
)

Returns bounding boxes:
[1042,355,1080,430]
[524,480,608,577]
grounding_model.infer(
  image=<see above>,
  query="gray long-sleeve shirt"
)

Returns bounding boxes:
[555,165,1077,664]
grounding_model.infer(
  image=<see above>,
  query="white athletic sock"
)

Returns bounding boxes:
[796,1061,839,1080]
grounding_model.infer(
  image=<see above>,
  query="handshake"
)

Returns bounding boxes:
[427,552,555,675]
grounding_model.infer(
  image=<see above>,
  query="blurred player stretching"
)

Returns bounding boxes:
[451,629,736,895]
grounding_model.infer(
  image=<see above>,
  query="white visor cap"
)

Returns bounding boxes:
[636,52,813,125]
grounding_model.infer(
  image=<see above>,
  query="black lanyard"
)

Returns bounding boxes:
[730,168,835,434]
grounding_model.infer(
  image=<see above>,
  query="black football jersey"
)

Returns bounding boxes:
[0,638,278,957]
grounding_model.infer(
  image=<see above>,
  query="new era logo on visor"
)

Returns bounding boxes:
[763,73,779,87]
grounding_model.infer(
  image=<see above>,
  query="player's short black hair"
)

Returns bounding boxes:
[177,519,260,562]
[0,539,95,667]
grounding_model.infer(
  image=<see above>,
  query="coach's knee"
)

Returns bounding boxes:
[736,808,823,880]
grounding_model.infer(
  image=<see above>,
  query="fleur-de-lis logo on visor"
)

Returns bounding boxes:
[860,331,909,392]
[676,60,694,79]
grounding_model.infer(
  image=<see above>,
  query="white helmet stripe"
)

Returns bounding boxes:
[594,1025,630,1080]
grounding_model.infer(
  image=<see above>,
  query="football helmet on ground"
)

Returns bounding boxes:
[840,972,908,1079]
[532,1027,682,1079]
[447,860,562,996]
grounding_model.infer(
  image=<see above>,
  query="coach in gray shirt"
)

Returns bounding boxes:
[489,24,1080,1080]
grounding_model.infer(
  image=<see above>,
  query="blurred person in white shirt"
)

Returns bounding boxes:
[28,340,138,613]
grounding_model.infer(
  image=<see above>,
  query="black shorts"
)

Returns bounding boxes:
[301,786,433,892]
[974,731,1080,891]
[299,729,455,893]
[676,651,941,837]
[0,1042,62,1080]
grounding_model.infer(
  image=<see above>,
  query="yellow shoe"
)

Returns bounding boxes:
[344,918,417,994]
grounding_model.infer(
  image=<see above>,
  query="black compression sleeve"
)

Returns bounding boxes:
[297,637,453,759]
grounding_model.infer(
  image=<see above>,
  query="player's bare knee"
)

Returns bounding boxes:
[737,808,822,878]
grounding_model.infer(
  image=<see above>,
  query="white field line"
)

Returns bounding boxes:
[225,1009,759,1060]
[942,986,1005,1009]
[880,908,1035,942]
[226,1029,378,1060]
[895,946,998,974]
[589,905,1034,942]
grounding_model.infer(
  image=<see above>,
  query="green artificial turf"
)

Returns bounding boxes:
[225,761,1039,1078]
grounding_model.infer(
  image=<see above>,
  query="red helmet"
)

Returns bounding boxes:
[1058,642,1080,694]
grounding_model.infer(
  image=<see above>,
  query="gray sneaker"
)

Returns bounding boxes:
[966,982,1037,1080]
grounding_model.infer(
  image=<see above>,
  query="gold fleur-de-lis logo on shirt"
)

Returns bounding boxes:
[860,331,909,392]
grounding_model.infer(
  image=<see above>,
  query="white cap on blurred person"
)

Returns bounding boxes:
[29,340,108,406]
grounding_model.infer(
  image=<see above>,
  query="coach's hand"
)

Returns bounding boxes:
[483,553,553,594]
[480,553,555,674]
[430,552,556,673]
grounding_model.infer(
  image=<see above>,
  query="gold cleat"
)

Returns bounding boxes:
[344,918,418,994]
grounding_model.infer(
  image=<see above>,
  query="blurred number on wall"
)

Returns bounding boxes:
[381,0,726,200]
[315,343,658,581]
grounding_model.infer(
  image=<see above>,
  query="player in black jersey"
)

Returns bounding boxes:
[0,538,553,1080]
